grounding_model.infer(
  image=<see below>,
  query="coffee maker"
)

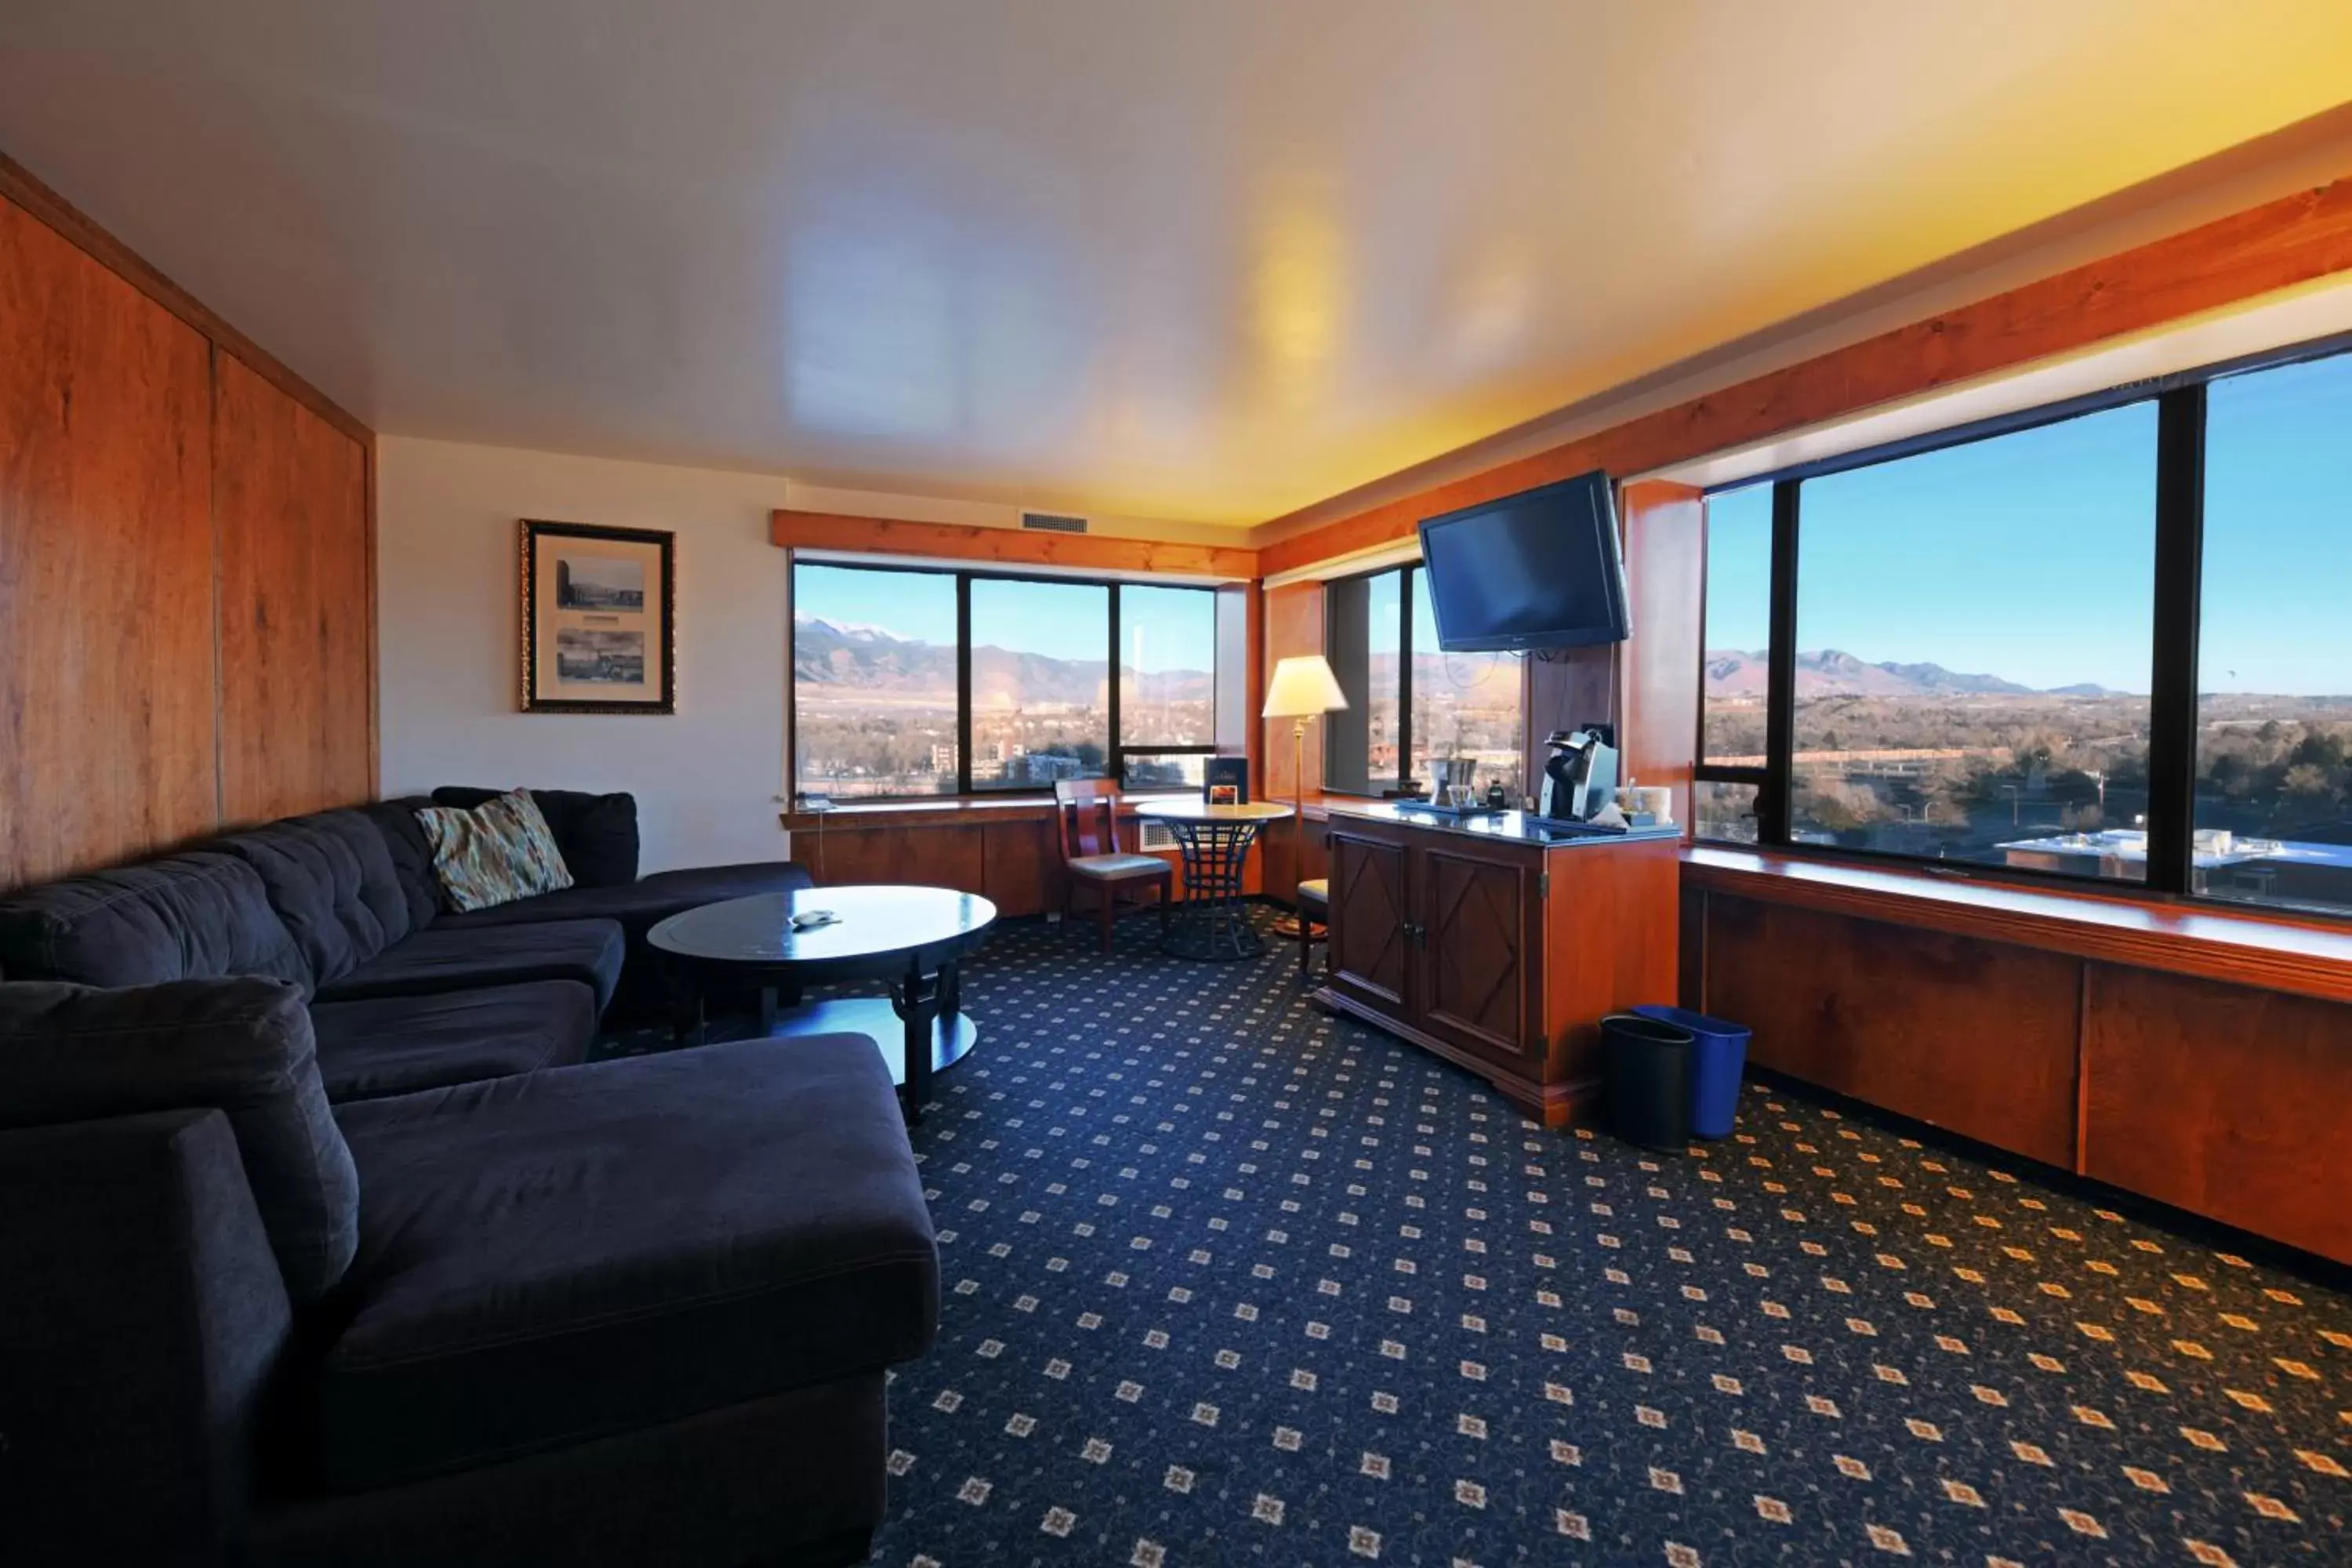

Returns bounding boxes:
[1538,724,1619,822]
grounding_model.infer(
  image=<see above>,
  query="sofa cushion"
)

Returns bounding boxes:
[0,978,359,1303]
[0,852,310,990]
[308,981,599,1102]
[321,1035,936,1490]
[432,787,641,888]
[354,797,442,931]
[212,811,411,988]
[311,920,626,1013]
[416,793,574,913]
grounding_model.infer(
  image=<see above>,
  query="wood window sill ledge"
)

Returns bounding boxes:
[1682,845,2352,1006]
[781,793,1200,832]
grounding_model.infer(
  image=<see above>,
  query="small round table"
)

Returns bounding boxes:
[648,884,996,1123]
[1133,799,1294,961]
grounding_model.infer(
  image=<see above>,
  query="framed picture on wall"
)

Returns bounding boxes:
[518,519,676,714]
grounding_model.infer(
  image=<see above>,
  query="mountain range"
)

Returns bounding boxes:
[1704,649,2125,699]
[797,615,1521,708]
[796,615,1210,706]
[800,619,2098,707]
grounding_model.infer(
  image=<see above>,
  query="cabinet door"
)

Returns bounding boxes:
[1326,829,1410,1011]
[1418,846,1534,1063]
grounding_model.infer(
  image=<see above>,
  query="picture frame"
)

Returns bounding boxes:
[518,519,676,714]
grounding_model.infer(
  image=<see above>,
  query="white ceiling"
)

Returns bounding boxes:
[4,1,2349,527]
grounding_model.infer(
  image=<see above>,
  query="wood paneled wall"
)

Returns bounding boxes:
[1618,481,1705,828]
[0,157,375,888]
[1686,880,2352,1264]
[0,197,219,885]
[213,353,374,824]
[1261,582,1326,800]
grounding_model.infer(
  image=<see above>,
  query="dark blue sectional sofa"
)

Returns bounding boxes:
[0,788,805,1099]
[0,789,938,1566]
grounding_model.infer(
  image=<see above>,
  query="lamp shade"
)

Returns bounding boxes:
[1262,655,1348,719]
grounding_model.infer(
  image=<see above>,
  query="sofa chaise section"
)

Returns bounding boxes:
[316,1036,938,1493]
[0,983,937,1566]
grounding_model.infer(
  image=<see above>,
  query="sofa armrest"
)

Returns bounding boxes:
[0,1109,293,1564]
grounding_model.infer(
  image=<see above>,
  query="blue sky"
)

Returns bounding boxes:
[1705,350,2352,696]
[796,564,1216,669]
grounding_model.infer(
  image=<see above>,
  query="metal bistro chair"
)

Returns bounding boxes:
[1295,877,1329,978]
[1053,779,1175,954]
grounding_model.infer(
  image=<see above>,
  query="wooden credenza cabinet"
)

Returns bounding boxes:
[1316,807,1681,1126]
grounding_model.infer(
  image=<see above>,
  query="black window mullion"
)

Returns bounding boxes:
[1399,567,1417,789]
[2143,385,2208,896]
[954,574,974,795]
[1759,479,1800,848]
[1107,584,1123,779]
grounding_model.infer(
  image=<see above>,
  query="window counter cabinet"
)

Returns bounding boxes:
[1316,804,1681,1127]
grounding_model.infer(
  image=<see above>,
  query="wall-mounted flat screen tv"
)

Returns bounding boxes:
[1416,470,1630,652]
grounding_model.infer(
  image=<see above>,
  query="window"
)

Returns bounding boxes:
[1117,584,1220,789]
[1410,575,1526,802]
[792,564,1222,800]
[2195,352,2352,916]
[1325,564,1524,800]
[791,563,959,799]
[970,578,1110,789]
[1689,332,2352,921]
[1792,405,2157,880]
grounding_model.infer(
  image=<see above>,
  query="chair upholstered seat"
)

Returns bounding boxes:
[1298,878,1329,909]
[1052,779,1174,953]
[1068,851,1171,882]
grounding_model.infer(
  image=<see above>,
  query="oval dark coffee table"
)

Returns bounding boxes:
[648,884,996,1123]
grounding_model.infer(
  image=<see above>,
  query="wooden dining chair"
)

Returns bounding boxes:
[1052,778,1174,954]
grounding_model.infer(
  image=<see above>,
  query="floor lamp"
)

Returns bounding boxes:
[1262,655,1348,938]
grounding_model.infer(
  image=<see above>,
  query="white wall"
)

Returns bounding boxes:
[376,437,796,873]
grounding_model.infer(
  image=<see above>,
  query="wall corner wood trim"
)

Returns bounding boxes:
[773,508,1259,580]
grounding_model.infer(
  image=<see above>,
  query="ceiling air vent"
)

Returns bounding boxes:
[1020,510,1089,535]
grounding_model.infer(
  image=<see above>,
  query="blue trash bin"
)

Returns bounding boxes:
[1633,1004,1750,1139]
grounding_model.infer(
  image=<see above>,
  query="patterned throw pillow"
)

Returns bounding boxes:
[415,790,575,912]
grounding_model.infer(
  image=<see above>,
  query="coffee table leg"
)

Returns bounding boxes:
[891,956,936,1126]
[757,985,778,1036]
[666,964,707,1049]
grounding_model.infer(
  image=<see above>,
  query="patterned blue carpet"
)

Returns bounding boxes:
[610,909,2350,1566]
